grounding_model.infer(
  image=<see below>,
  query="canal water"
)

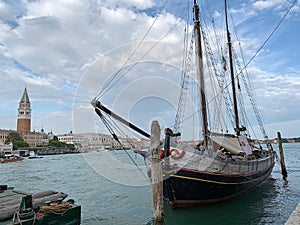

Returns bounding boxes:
[1,143,299,225]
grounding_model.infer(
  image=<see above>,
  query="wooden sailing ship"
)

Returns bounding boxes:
[92,0,276,208]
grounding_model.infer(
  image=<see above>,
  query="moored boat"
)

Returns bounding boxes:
[91,0,277,209]
[28,150,43,159]
[0,155,24,163]
[0,141,24,163]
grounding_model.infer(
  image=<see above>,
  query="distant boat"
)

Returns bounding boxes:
[91,0,276,208]
[0,142,24,163]
[0,155,24,163]
[28,150,43,159]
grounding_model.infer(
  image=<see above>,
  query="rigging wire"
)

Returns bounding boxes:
[175,0,297,136]
[235,0,297,77]
[174,0,191,134]
[96,0,169,99]
[199,2,234,133]
[93,2,192,183]
[96,16,188,100]
[95,109,151,184]
[95,0,194,100]
[228,0,297,139]
[108,117,151,184]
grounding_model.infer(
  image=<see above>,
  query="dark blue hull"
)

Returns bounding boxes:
[163,155,275,208]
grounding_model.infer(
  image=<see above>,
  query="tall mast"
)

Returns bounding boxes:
[225,0,240,135]
[194,0,208,146]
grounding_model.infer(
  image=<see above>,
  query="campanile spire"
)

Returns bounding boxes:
[17,87,31,133]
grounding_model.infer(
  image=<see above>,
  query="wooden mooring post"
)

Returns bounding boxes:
[150,121,165,225]
[277,131,288,179]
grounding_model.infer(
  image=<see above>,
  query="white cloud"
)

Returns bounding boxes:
[101,0,155,10]
[0,0,299,139]
[252,0,284,11]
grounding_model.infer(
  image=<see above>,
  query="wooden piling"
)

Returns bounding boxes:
[277,131,288,179]
[150,121,165,225]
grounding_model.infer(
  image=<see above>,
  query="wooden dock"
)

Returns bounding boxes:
[285,203,300,225]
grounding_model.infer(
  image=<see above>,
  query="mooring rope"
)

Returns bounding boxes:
[39,202,71,215]
[11,210,36,225]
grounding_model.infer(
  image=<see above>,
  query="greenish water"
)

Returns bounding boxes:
[1,143,299,225]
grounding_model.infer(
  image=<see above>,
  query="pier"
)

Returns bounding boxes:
[285,203,300,225]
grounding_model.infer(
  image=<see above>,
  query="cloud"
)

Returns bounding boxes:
[243,66,300,126]
[252,0,283,11]
[0,0,299,139]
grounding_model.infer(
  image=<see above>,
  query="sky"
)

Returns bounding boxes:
[0,0,299,140]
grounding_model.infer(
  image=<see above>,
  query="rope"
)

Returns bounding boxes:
[11,202,71,224]
[97,111,151,184]
[235,0,297,77]
[39,202,71,215]
[171,0,297,137]
[96,0,169,99]
[11,210,36,225]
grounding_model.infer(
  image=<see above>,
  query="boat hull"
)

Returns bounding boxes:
[163,155,275,208]
[0,157,24,163]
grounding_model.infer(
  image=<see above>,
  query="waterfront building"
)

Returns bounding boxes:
[0,129,14,143]
[75,133,112,151]
[23,130,49,147]
[0,140,13,156]
[134,138,151,149]
[57,131,88,151]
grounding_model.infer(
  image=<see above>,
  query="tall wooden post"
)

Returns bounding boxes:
[151,121,165,225]
[277,132,287,179]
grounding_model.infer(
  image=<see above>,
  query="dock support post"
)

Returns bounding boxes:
[277,131,287,179]
[151,121,165,225]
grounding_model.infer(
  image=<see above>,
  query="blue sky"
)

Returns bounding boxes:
[0,0,299,139]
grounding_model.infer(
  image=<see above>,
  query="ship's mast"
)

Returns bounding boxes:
[225,0,240,135]
[194,0,209,146]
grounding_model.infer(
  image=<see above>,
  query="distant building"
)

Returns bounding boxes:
[0,140,13,156]
[17,87,31,133]
[15,87,49,146]
[57,131,88,150]
[71,133,112,151]
[1,87,148,150]
[23,130,49,147]
[0,129,14,143]
[58,132,139,152]
[133,138,150,149]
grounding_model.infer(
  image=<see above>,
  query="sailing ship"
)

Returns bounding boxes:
[91,0,276,208]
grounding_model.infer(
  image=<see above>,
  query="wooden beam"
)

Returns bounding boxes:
[150,121,165,225]
[277,131,287,179]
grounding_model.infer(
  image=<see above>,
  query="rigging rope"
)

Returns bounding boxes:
[39,202,71,215]
[95,109,151,184]
[96,0,169,99]
[227,0,297,139]
[235,0,297,77]
[96,16,188,101]
[174,32,195,133]
[174,0,192,134]
[175,0,297,139]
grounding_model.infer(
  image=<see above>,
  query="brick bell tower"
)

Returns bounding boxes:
[17,87,31,133]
